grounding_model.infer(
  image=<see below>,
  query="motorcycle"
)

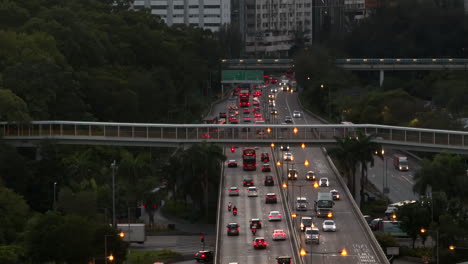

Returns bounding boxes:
[233,208,237,216]
[230,146,235,153]
[228,204,232,212]
[251,227,257,235]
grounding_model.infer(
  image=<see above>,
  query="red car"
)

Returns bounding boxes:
[229,117,239,124]
[253,237,267,249]
[262,163,271,172]
[254,112,262,118]
[272,229,287,240]
[243,108,250,114]
[243,116,252,122]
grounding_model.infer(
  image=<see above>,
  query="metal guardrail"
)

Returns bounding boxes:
[1,122,467,153]
[336,58,468,65]
[322,147,390,264]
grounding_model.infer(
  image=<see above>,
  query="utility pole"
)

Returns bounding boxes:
[111,160,118,227]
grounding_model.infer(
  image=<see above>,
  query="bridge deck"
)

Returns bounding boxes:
[1,122,467,153]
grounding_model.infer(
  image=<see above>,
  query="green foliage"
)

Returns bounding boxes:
[397,202,431,248]
[374,232,398,248]
[361,198,388,217]
[162,200,198,222]
[0,186,30,244]
[127,249,181,264]
[24,212,128,264]
[413,152,467,200]
[0,245,24,264]
[399,246,432,258]
[0,89,31,121]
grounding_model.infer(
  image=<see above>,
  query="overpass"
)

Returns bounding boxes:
[221,58,468,85]
[336,58,468,86]
[2,121,467,154]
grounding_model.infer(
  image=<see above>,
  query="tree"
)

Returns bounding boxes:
[354,131,381,207]
[0,89,31,121]
[0,245,24,264]
[413,152,467,200]
[0,186,30,244]
[328,136,359,198]
[398,201,431,248]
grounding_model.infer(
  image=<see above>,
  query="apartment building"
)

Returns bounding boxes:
[132,0,231,32]
[243,0,313,56]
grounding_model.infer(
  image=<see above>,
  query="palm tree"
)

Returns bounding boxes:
[328,136,359,198]
[354,131,381,207]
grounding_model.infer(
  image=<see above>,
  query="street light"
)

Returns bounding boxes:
[110,160,118,227]
[293,127,298,134]
[301,143,306,149]
[304,160,309,167]
[271,142,275,148]
[321,84,331,120]
[53,182,57,211]
[300,248,307,256]
[420,227,439,264]
[104,232,124,264]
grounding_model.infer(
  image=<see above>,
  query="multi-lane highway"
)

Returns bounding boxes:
[215,81,388,264]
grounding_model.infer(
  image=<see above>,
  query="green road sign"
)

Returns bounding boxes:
[222,70,264,83]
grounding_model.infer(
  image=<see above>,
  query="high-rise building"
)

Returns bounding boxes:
[132,0,231,32]
[243,0,313,56]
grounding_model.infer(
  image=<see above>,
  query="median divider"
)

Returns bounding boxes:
[321,147,390,264]
[214,146,226,264]
[272,148,303,264]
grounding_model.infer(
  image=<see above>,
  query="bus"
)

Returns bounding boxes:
[239,89,250,107]
[243,148,256,171]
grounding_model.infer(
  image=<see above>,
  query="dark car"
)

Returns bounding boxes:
[195,250,214,263]
[306,171,316,181]
[330,189,340,200]
[262,163,271,172]
[266,193,278,204]
[250,218,262,229]
[369,218,383,231]
[280,145,290,151]
[264,175,274,186]
[261,152,270,162]
[243,178,254,187]
[287,169,298,180]
[227,160,238,168]
[226,223,240,236]
[276,256,292,264]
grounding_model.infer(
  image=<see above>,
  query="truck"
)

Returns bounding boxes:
[117,223,146,244]
[393,154,409,171]
[314,192,334,218]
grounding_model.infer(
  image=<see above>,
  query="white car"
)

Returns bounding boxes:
[322,220,336,232]
[247,186,258,197]
[283,152,293,161]
[228,187,240,196]
[319,177,329,187]
[280,145,290,151]
[272,229,287,240]
[268,211,282,221]
[293,111,302,118]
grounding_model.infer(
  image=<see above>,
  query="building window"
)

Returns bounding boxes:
[153,5,166,9]
[174,5,184,9]
[205,14,220,17]
[189,5,198,8]
[205,23,219,26]
[189,14,199,17]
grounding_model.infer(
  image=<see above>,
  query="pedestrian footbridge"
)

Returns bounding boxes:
[1,121,467,154]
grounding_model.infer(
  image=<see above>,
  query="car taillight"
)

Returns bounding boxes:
[254,242,257,245]
[269,215,272,217]
[236,190,239,192]
[237,227,240,230]
[201,254,206,258]
[273,196,277,199]
[278,214,282,217]
[229,190,232,192]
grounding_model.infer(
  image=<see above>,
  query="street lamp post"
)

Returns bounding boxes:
[421,228,439,264]
[111,160,118,227]
[104,232,124,264]
[321,84,331,121]
[53,182,57,211]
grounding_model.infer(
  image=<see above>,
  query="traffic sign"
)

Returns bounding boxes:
[222,70,264,83]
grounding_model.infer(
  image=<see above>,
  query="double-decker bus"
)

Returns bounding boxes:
[242,148,256,171]
[239,89,250,107]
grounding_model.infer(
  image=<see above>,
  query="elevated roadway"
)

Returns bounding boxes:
[1,122,467,154]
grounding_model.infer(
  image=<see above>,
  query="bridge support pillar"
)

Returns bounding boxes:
[379,70,384,87]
